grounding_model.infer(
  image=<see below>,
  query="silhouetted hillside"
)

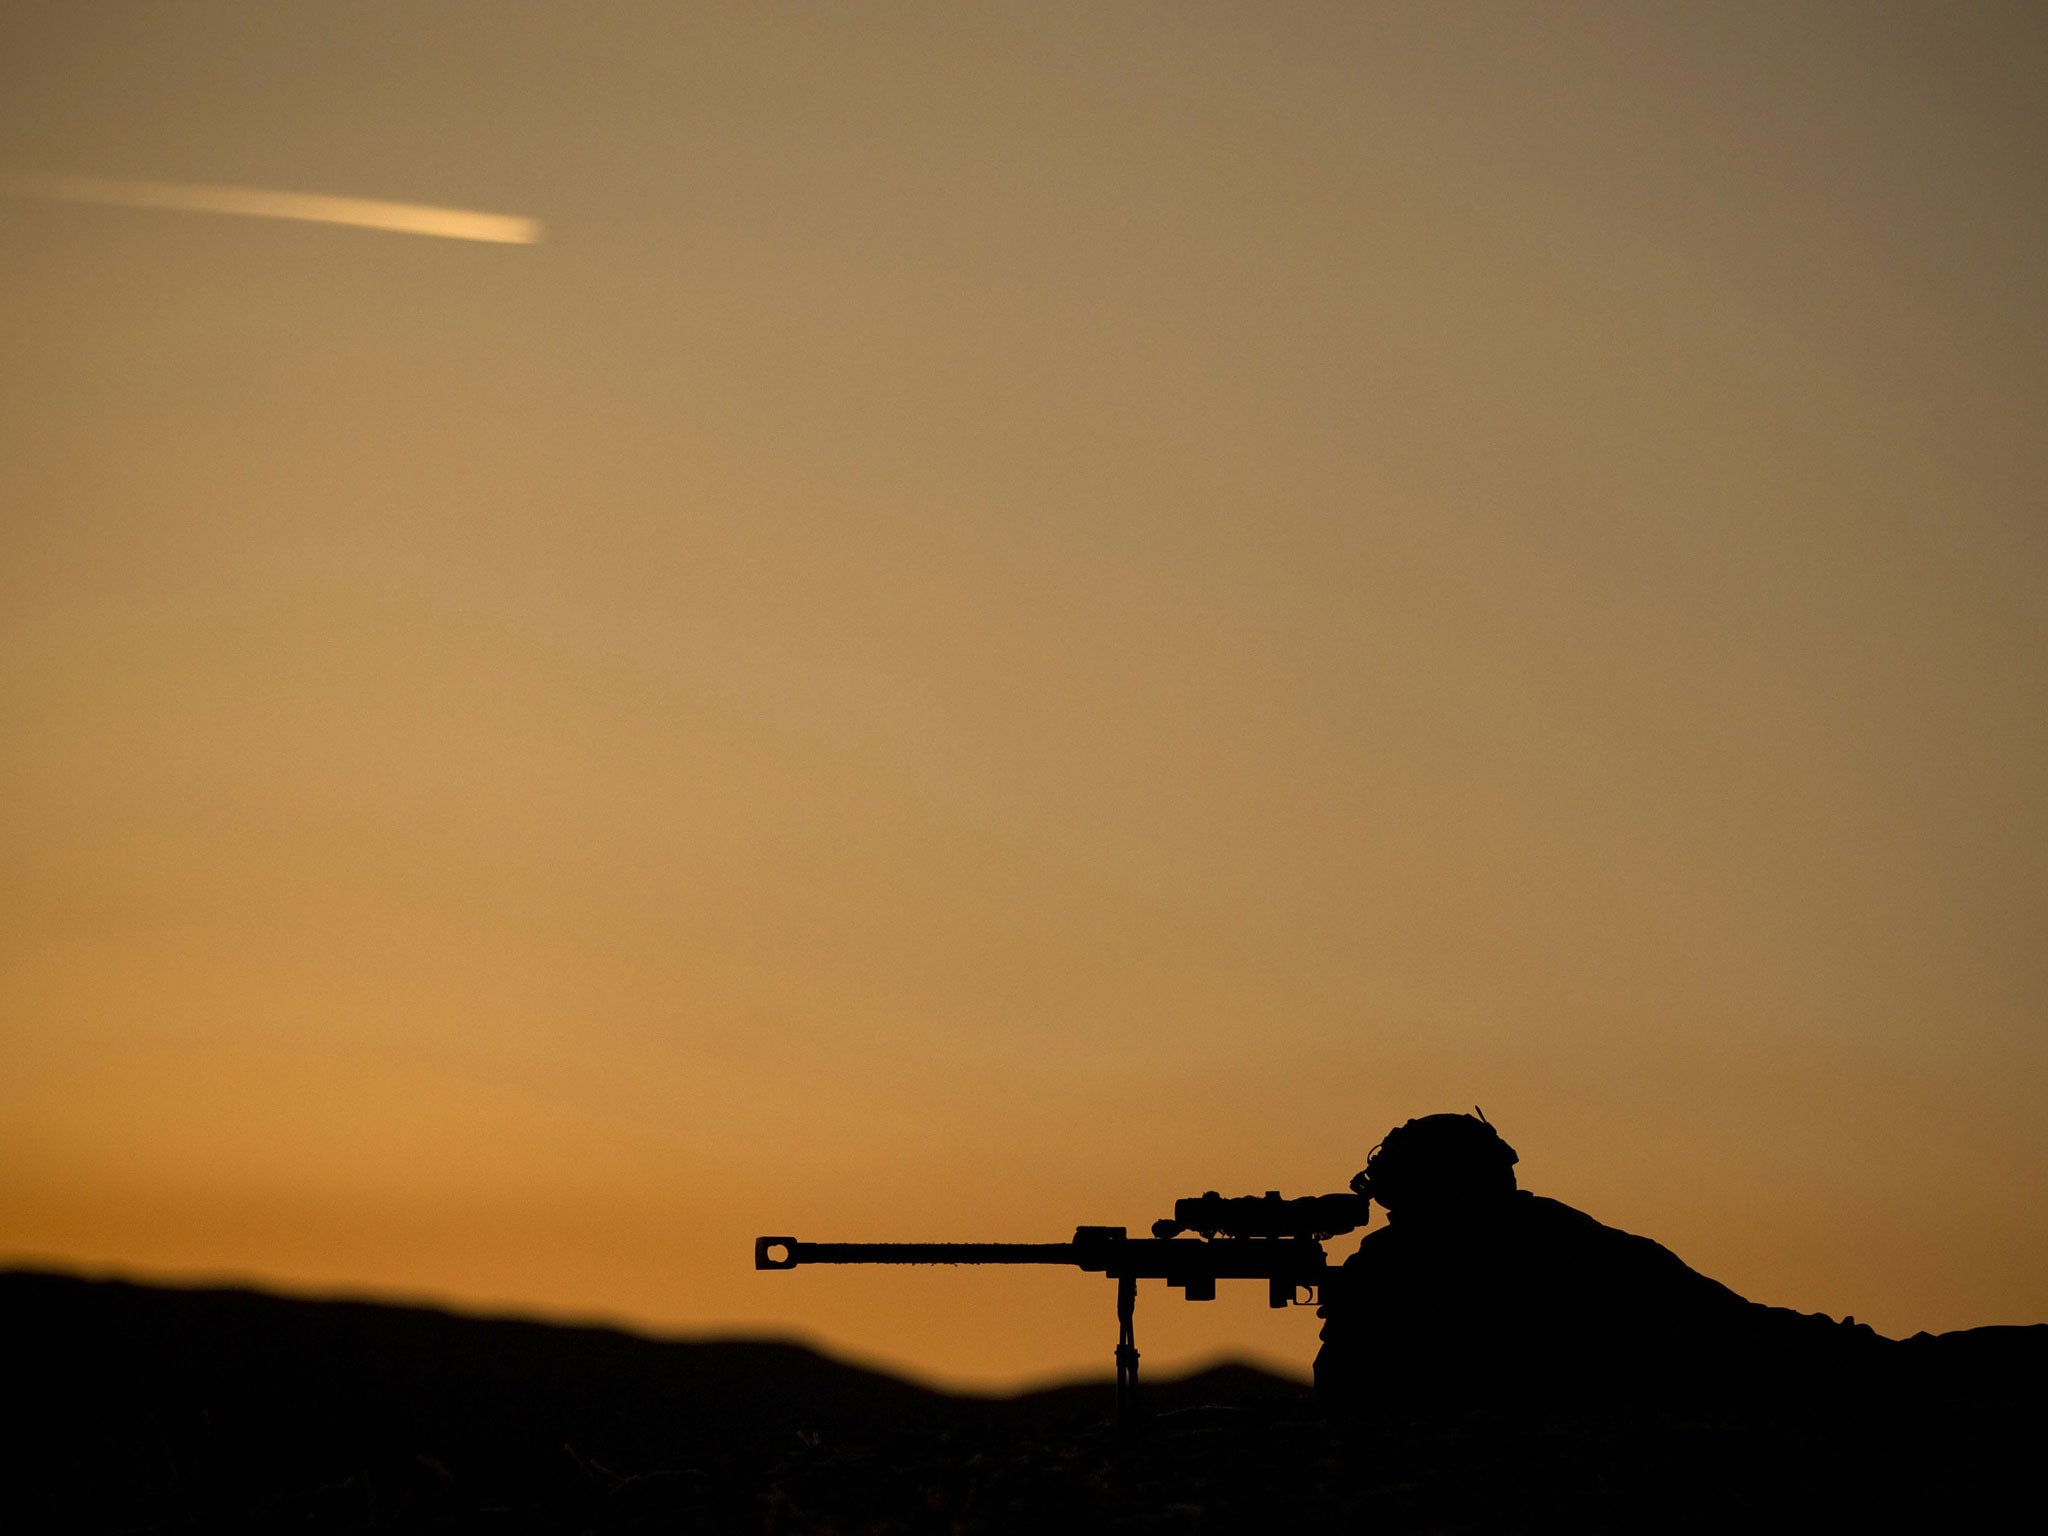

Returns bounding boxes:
[4,1267,2042,1532]
[0,1268,1304,1530]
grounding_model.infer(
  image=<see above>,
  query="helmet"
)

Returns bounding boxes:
[1353,1109,1518,1212]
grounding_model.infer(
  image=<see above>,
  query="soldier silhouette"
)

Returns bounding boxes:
[1315,1112,1887,1411]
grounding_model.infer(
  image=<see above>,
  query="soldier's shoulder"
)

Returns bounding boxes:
[1516,1192,1675,1251]
[1513,1193,1680,1261]
[1517,1191,1752,1304]
[1515,1192,1609,1230]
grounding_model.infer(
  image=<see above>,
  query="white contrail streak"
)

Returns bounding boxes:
[0,174,542,244]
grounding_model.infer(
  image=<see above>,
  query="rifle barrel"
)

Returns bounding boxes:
[757,1232,1328,1284]
[757,1239,1078,1269]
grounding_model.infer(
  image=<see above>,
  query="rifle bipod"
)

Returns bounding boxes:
[1113,1271,1142,1424]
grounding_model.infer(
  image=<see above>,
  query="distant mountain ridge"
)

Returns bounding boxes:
[0,1265,1306,1530]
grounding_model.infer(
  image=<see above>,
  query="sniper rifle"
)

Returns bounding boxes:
[755,1178,1374,1420]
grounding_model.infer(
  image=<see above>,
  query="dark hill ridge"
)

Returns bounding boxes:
[0,1267,1303,1530]
[4,1266,2044,1533]
[2,1265,971,1448]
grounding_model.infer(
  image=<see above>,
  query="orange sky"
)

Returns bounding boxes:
[2,2,2044,1390]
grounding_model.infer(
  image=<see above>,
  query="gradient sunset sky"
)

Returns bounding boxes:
[3,2,2043,1389]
